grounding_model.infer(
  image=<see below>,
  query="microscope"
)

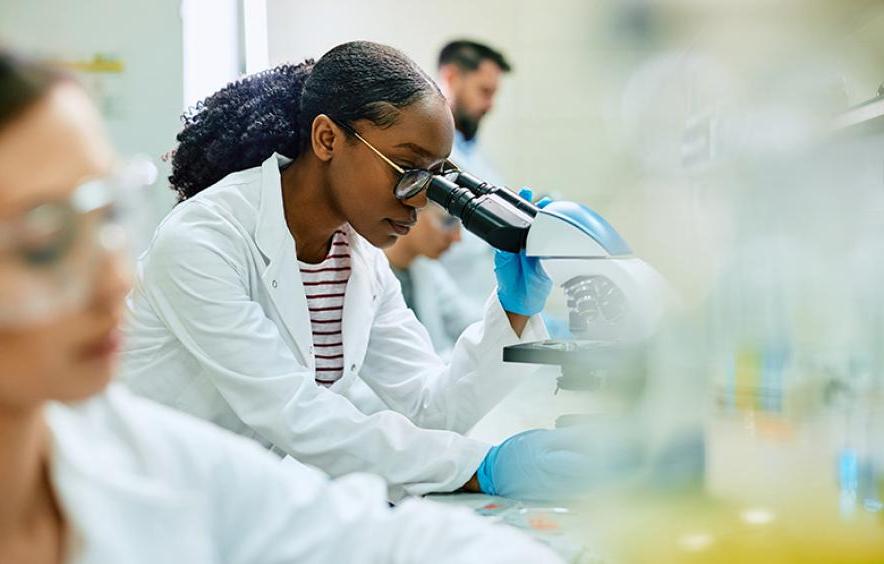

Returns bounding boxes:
[427,170,671,422]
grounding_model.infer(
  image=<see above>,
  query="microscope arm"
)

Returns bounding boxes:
[427,173,671,340]
[526,201,670,341]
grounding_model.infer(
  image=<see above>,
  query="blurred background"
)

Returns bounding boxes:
[3,1,883,560]
[2,1,883,268]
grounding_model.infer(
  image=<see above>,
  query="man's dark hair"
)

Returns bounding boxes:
[437,40,512,73]
[169,41,443,201]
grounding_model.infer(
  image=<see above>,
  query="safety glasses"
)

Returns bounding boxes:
[331,117,459,200]
[0,157,156,326]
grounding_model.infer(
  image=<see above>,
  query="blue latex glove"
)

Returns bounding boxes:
[475,427,644,501]
[541,313,573,339]
[493,188,552,316]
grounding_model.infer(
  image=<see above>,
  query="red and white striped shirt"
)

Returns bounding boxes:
[298,229,351,386]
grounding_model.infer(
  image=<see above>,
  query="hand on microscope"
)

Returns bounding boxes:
[494,188,554,335]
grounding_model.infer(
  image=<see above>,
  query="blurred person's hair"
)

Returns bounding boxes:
[437,40,512,73]
[169,40,443,201]
[0,49,69,130]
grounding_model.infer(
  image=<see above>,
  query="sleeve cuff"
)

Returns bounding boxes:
[484,293,550,345]
[399,437,491,499]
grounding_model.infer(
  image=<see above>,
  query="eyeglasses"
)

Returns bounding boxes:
[0,157,155,327]
[330,118,459,200]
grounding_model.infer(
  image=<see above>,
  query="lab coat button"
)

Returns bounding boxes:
[350,364,357,372]
[372,294,377,302]
[271,280,278,288]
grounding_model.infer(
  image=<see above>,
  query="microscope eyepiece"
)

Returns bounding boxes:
[427,173,534,253]
[452,171,540,219]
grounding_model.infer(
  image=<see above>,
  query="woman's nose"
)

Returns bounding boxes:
[91,248,132,313]
[401,189,429,210]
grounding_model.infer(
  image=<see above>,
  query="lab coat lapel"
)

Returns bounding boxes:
[341,233,373,377]
[264,248,314,365]
[254,153,291,262]
[254,153,313,364]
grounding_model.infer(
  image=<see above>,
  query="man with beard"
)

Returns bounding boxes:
[436,40,512,302]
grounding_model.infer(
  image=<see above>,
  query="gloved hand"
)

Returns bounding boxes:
[541,313,573,339]
[475,427,643,502]
[493,188,552,316]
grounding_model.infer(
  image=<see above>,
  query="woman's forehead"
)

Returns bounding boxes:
[368,97,454,162]
[0,85,113,213]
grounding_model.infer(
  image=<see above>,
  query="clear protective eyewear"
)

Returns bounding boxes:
[330,117,460,200]
[0,157,157,327]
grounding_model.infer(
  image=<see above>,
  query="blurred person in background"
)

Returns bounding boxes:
[0,48,566,564]
[383,202,480,358]
[436,39,511,303]
[437,41,571,339]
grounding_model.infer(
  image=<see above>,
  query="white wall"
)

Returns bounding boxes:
[263,0,884,309]
[182,0,242,108]
[0,0,252,250]
[0,0,184,164]
[264,0,641,203]
[0,0,186,243]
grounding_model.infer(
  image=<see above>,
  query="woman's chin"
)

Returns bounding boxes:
[362,228,399,249]
[55,363,116,402]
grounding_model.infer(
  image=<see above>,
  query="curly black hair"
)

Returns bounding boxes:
[169,41,443,201]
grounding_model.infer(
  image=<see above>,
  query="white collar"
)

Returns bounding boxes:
[254,153,367,265]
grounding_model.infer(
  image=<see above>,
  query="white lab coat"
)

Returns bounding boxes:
[47,385,561,563]
[403,257,483,359]
[121,153,547,499]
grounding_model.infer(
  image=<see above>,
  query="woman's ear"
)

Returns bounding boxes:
[311,114,338,162]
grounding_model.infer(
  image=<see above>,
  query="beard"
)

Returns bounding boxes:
[452,106,481,141]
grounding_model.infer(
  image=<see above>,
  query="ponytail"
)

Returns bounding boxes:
[169,41,441,201]
[169,62,313,201]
